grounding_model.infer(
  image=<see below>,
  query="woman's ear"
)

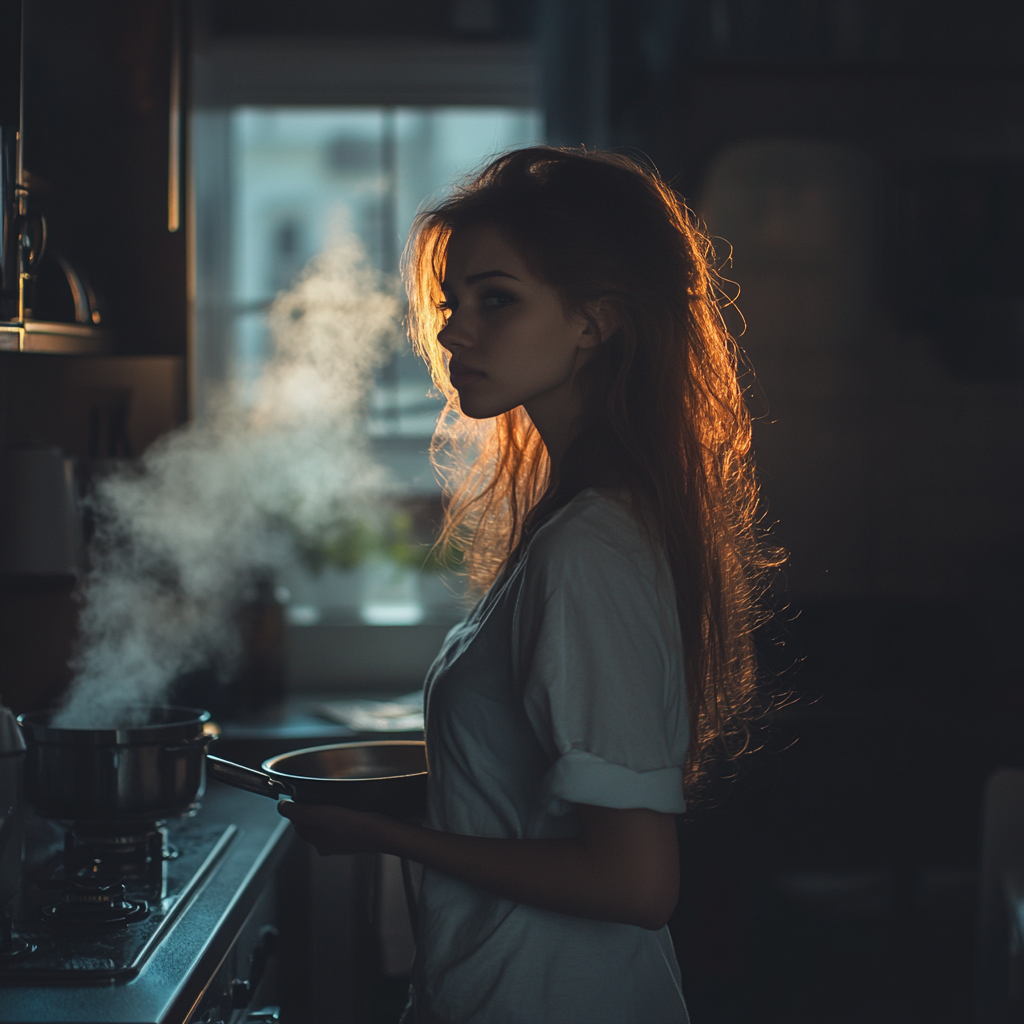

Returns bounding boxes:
[578,298,619,349]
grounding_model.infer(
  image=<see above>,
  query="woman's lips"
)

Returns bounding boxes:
[449,365,485,389]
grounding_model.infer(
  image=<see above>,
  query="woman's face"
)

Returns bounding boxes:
[437,224,598,434]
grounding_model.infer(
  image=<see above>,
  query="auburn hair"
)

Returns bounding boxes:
[403,147,781,791]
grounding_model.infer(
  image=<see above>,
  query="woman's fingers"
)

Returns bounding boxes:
[277,798,320,821]
[287,816,350,855]
[279,801,353,829]
[276,800,384,855]
[290,822,327,850]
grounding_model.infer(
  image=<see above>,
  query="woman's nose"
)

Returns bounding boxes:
[438,318,473,352]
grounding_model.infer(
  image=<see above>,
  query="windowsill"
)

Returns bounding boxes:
[286,617,461,692]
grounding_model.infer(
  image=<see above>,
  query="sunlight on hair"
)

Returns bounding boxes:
[404,147,785,795]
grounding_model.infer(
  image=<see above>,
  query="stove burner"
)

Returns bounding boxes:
[64,823,170,885]
[0,935,38,959]
[42,883,148,927]
[0,914,37,961]
[3,820,237,982]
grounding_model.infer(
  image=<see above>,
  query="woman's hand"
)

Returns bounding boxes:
[277,800,394,856]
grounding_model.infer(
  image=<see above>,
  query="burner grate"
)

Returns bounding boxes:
[64,823,172,888]
[41,883,149,927]
[0,914,36,962]
[0,820,237,982]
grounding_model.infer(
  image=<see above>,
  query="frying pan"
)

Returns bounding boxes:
[206,740,427,819]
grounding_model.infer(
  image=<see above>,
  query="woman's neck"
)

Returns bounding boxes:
[525,404,575,477]
[522,353,591,474]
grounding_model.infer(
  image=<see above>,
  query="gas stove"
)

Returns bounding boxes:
[0,783,293,1024]
[1,816,236,983]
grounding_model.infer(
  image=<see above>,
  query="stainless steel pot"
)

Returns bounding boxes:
[207,741,427,819]
[17,705,214,823]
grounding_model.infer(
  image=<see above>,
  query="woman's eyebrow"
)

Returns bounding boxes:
[465,270,520,285]
[440,270,520,293]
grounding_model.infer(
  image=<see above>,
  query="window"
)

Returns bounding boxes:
[191,40,541,659]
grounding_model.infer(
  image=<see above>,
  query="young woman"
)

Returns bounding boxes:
[280,148,775,1023]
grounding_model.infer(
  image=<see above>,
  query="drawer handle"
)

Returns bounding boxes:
[246,1008,280,1023]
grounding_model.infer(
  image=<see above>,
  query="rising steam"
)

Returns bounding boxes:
[53,237,401,728]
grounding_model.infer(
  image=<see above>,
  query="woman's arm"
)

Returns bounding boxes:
[278,801,679,931]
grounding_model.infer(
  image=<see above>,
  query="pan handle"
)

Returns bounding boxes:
[207,754,291,799]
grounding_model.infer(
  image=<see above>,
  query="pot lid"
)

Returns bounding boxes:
[17,705,210,745]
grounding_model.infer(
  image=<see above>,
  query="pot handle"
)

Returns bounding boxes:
[165,732,217,753]
[207,754,290,799]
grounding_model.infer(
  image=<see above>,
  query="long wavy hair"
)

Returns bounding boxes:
[404,147,781,789]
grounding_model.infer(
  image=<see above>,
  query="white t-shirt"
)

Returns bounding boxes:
[404,489,691,1024]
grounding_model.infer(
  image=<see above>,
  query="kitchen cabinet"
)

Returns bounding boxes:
[21,0,188,358]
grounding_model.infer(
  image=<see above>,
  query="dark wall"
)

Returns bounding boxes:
[204,0,538,40]
[604,0,1024,181]
[572,0,1024,652]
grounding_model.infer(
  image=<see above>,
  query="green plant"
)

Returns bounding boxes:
[290,509,457,574]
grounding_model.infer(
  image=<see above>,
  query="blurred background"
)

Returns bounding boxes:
[1,1,1023,1022]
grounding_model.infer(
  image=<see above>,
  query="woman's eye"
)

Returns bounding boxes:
[436,300,455,317]
[481,291,515,309]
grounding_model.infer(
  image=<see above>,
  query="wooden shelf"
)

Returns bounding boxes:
[0,321,111,355]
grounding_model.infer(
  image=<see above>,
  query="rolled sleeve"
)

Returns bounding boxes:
[543,749,686,815]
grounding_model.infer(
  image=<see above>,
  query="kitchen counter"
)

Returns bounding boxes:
[1,782,294,1024]
[211,693,422,770]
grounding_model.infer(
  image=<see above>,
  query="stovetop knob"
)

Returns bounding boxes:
[230,977,252,1009]
[246,1008,281,1023]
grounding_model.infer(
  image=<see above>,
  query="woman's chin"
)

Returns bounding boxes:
[456,395,515,420]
